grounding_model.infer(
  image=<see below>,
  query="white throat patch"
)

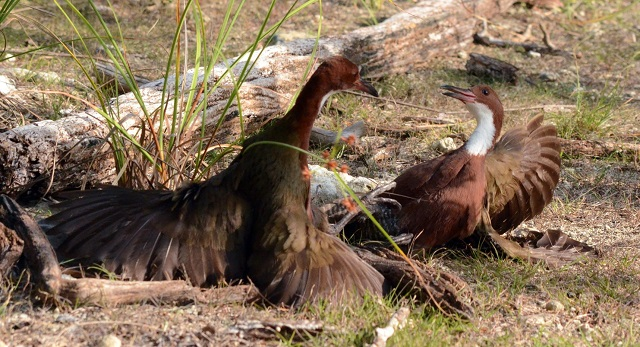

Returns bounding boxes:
[319,90,338,111]
[463,102,496,156]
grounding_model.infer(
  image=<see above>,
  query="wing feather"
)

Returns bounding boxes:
[43,172,251,286]
[485,115,561,233]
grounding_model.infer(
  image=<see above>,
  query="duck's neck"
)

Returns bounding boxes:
[284,76,334,153]
[463,102,502,156]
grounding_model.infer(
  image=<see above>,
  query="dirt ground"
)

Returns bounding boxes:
[1,0,639,346]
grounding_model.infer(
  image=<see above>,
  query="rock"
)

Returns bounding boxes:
[544,300,565,312]
[54,314,78,323]
[528,51,542,58]
[2,53,16,62]
[372,148,392,162]
[539,71,559,82]
[431,137,457,152]
[525,314,547,326]
[98,334,122,347]
[309,164,378,204]
[0,75,16,95]
[458,51,469,60]
[578,322,593,333]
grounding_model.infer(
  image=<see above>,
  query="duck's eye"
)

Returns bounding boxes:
[482,89,489,96]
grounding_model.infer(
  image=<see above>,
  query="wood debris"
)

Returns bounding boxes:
[367,307,411,347]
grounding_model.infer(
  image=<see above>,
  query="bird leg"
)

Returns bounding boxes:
[323,182,398,235]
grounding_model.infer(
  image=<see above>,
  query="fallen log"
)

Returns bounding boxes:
[355,247,474,319]
[560,138,640,159]
[0,0,516,197]
[59,279,258,306]
[0,195,62,295]
[0,222,23,277]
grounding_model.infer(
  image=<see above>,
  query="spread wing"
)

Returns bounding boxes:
[247,207,385,307]
[43,171,251,286]
[485,115,561,233]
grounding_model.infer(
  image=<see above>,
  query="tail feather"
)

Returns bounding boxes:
[250,227,385,307]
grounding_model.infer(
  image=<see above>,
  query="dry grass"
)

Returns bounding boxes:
[1,0,640,346]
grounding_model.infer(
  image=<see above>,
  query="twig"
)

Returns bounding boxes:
[346,91,575,114]
[355,247,474,319]
[310,120,367,147]
[325,182,398,235]
[366,307,411,347]
[225,320,336,341]
[539,23,557,50]
[473,20,574,58]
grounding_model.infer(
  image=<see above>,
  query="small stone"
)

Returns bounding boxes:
[544,300,565,312]
[525,314,547,326]
[3,53,15,62]
[578,322,593,333]
[0,75,16,95]
[309,164,378,204]
[98,334,122,347]
[372,148,392,162]
[54,314,78,323]
[539,71,559,82]
[430,137,457,152]
[458,51,469,60]
[528,51,542,58]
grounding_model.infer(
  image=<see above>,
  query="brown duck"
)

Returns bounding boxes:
[43,56,386,307]
[387,85,565,259]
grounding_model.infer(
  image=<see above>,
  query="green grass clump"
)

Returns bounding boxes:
[552,84,620,140]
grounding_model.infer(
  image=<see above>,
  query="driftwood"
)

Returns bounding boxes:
[59,279,258,306]
[0,0,517,197]
[465,53,519,84]
[310,121,366,148]
[473,22,574,58]
[0,222,23,277]
[355,247,474,319]
[0,195,62,295]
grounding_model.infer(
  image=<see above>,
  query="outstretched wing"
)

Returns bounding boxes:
[485,115,561,233]
[43,171,251,286]
[247,207,385,307]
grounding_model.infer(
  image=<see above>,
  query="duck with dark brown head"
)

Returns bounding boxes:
[43,56,386,307]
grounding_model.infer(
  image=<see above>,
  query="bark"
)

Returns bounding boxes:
[0,195,62,295]
[355,247,474,319]
[0,222,23,277]
[465,53,519,84]
[0,0,516,196]
[59,280,258,306]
